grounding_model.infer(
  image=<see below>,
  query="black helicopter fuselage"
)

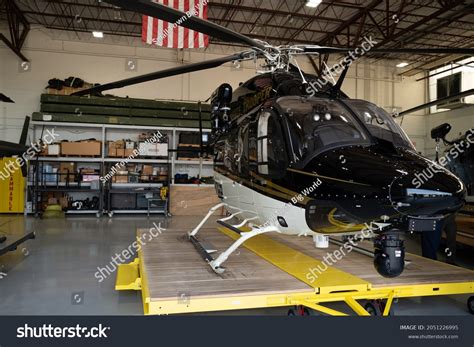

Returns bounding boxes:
[210,71,465,237]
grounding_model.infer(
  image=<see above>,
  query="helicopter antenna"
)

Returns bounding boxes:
[330,60,350,97]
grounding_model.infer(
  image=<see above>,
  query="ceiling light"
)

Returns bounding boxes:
[306,0,322,8]
[396,62,409,68]
[92,31,104,38]
[250,25,259,34]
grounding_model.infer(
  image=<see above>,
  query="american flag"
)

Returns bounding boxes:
[142,0,209,49]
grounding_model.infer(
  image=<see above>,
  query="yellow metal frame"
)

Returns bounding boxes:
[116,231,474,316]
[116,258,473,315]
[115,258,141,291]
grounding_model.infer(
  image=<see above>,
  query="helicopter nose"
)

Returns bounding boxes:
[388,164,465,217]
[304,146,465,220]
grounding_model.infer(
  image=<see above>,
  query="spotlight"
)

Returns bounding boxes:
[92,31,104,38]
[396,62,409,68]
[306,0,322,8]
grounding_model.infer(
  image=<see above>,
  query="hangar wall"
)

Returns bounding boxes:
[1,29,427,151]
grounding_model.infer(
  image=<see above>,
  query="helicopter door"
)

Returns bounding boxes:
[257,111,288,178]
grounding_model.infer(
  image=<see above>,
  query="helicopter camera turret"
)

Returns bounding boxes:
[430,123,451,140]
[211,83,233,133]
[373,232,405,278]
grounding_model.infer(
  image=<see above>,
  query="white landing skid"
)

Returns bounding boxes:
[188,203,279,274]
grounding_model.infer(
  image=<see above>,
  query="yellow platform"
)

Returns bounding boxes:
[116,225,474,316]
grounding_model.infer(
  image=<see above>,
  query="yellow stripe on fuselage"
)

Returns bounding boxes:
[287,168,371,187]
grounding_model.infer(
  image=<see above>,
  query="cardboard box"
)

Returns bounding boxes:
[108,146,117,157]
[61,141,101,156]
[116,148,125,157]
[80,168,96,174]
[59,162,75,183]
[111,140,125,149]
[125,141,135,150]
[113,171,129,183]
[47,144,60,156]
[46,86,87,96]
[139,132,159,141]
[138,143,154,156]
[125,148,135,157]
[112,148,137,158]
[140,165,154,181]
[39,144,48,156]
[59,196,69,209]
[142,165,153,175]
[138,142,168,157]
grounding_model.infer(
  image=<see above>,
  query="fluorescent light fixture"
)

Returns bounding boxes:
[306,0,322,8]
[396,62,409,68]
[92,31,104,38]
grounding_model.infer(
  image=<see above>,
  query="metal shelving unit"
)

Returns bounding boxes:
[29,163,104,217]
[28,121,213,217]
[103,158,170,217]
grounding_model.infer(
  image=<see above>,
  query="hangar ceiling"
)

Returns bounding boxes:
[0,0,473,76]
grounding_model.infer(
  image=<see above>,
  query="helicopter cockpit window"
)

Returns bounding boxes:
[277,97,369,165]
[344,100,415,150]
[257,111,288,177]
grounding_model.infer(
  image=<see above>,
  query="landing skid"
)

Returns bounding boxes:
[188,203,279,274]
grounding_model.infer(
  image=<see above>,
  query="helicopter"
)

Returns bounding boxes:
[73,0,473,278]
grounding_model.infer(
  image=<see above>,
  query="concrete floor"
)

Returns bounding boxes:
[0,214,472,315]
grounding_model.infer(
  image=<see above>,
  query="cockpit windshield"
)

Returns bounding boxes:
[343,99,415,150]
[277,96,369,164]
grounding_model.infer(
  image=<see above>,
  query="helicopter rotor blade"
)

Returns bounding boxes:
[0,141,28,156]
[72,52,248,96]
[0,93,15,103]
[302,46,474,55]
[397,88,474,117]
[19,116,30,146]
[104,0,266,50]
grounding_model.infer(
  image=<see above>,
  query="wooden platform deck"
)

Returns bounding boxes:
[124,221,474,315]
[139,227,310,300]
